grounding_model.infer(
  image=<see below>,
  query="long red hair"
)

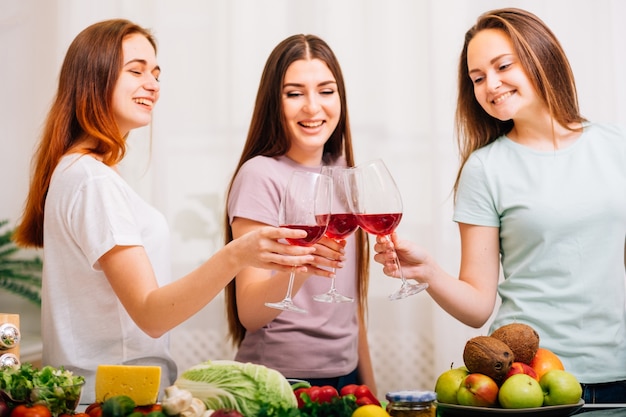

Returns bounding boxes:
[13,19,156,248]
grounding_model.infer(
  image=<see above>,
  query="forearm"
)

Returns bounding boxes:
[235,267,309,331]
[132,241,250,336]
[425,271,496,328]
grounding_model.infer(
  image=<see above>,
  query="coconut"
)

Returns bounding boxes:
[463,336,514,384]
[490,323,540,365]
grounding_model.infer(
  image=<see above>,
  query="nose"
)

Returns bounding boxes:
[144,76,160,93]
[486,73,502,91]
[302,94,321,114]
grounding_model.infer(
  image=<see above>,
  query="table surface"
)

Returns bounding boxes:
[576,406,626,416]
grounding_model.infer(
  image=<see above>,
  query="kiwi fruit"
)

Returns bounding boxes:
[490,323,540,365]
[463,335,514,383]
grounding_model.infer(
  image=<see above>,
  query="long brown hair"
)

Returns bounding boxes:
[13,19,156,248]
[223,34,370,346]
[454,8,586,196]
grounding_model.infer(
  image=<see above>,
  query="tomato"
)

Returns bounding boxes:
[85,403,102,417]
[294,388,308,408]
[340,384,359,397]
[318,385,339,403]
[74,413,91,417]
[10,405,51,417]
[306,386,321,403]
[133,405,162,415]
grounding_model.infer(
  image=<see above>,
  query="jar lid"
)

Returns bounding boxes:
[385,390,437,402]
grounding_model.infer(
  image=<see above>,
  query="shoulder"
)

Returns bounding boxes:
[584,122,626,143]
[51,154,119,190]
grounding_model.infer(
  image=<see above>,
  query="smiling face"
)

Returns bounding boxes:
[467,28,543,123]
[112,33,161,136]
[282,58,341,165]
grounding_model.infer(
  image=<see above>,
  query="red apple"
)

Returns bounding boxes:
[456,373,499,407]
[505,361,539,381]
[530,348,564,380]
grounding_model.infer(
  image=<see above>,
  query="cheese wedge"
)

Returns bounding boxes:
[95,364,161,405]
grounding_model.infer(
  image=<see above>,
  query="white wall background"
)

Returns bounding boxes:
[1,0,625,397]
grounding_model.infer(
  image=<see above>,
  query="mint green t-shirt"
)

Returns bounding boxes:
[454,123,626,384]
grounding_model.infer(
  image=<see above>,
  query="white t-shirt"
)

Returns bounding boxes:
[454,122,626,384]
[227,155,359,379]
[42,154,177,403]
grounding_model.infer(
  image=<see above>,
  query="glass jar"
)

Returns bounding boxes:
[385,390,437,417]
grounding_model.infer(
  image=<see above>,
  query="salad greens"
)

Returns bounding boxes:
[0,363,84,416]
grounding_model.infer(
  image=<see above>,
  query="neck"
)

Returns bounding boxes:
[508,119,583,151]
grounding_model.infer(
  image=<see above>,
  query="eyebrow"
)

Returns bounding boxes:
[124,58,161,73]
[468,53,513,75]
[283,80,337,88]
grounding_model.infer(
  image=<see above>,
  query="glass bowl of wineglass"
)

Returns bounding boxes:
[313,165,358,303]
[264,170,332,313]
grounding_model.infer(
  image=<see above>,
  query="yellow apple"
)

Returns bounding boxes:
[434,366,469,404]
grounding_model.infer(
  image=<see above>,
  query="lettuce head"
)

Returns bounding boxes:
[174,360,296,416]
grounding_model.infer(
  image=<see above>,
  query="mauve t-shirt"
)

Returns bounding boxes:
[227,155,359,378]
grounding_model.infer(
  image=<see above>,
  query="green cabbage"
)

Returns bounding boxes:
[174,360,297,416]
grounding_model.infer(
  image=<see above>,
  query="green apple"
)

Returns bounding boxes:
[456,373,499,407]
[540,370,582,406]
[498,374,544,409]
[434,366,469,404]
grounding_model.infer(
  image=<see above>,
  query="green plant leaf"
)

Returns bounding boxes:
[0,219,42,306]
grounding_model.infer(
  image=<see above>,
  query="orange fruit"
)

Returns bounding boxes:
[530,347,565,380]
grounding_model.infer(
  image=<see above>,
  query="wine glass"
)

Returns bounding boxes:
[265,170,332,313]
[345,159,429,300]
[313,166,358,303]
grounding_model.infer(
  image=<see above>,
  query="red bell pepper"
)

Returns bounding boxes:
[340,384,381,406]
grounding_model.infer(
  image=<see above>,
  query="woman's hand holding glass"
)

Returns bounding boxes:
[345,159,428,300]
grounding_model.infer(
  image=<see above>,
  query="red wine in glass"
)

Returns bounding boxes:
[355,213,402,236]
[283,224,328,246]
[325,213,359,239]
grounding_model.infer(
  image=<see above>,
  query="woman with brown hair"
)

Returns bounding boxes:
[224,34,376,393]
[374,8,626,402]
[13,19,316,402]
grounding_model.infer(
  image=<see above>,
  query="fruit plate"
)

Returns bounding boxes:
[436,399,584,416]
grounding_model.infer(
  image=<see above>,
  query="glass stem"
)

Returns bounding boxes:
[284,266,296,301]
[328,269,338,292]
